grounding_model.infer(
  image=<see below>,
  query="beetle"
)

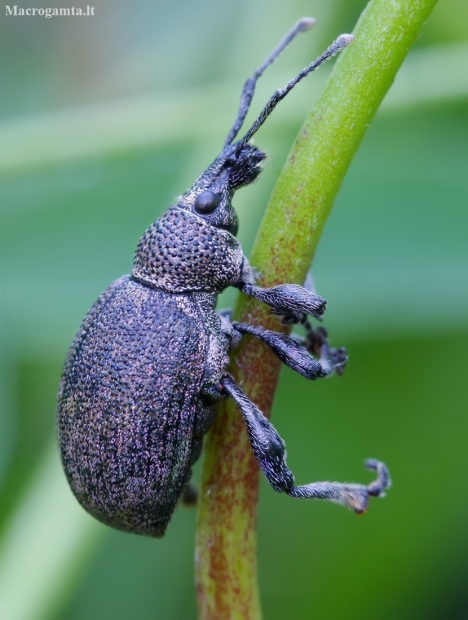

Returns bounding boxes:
[57,19,390,538]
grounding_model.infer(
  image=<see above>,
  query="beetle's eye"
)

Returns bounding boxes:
[194,191,221,214]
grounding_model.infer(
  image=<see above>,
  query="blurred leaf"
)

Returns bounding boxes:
[0,445,103,620]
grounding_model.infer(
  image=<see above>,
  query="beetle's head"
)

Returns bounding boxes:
[174,27,354,239]
[176,142,265,237]
[133,24,353,293]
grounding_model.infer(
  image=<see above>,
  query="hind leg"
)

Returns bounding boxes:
[182,483,198,507]
[221,374,390,513]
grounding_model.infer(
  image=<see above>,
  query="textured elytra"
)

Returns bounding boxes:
[58,277,216,536]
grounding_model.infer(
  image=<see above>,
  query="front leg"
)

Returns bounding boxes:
[235,257,326,318]
[233,260,346,375]
[239,282,327,318]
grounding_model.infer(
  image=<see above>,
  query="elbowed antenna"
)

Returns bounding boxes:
[235,33,354,154]
[224,17,316,147]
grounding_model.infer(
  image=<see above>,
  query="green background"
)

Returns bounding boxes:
[0,0,467,618]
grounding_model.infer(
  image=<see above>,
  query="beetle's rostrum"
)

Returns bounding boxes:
[57,19,390,538]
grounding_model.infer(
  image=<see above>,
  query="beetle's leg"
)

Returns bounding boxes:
[232,321,331,379]
[182,483,198,507]
[284,319,348,377]
[231,265,346,376]
[216,307,232,321]
[236,259,325,318]
[238,281,327,318]
[221,374,390,513]
[302,323,347,376]
[268,270,348,374]
[275,270,323,322]
[216,311,242,349]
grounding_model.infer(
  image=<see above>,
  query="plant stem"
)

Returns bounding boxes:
[195,1,439,618]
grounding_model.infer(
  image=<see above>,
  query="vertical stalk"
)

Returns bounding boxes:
[196,1,439,618]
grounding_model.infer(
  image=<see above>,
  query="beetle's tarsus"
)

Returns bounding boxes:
[289,459,390,513]
[365,458,392,497]
[288,481,370,513]
[303,324,348,376]
[287,321,347,377]
[278,311,307,325]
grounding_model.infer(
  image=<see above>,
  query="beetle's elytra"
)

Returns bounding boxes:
[57,19,390,538]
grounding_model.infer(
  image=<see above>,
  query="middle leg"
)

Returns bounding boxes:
[232,321,330,380]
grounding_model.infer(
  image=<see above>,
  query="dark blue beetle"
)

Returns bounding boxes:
[57,20,389,538]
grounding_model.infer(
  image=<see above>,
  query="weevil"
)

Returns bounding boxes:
[57,19,390,538]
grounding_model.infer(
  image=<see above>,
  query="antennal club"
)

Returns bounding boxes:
[236,33,354,153]
[224,17,316,147]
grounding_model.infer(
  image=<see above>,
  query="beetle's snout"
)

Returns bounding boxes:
[229,144,266,189]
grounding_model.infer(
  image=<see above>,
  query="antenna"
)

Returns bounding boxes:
[236,34,354,154]
[224,17,316,147]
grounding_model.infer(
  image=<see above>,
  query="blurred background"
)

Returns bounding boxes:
[0,0,467,618]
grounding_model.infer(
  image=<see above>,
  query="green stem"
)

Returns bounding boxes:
[195,1,438,618]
